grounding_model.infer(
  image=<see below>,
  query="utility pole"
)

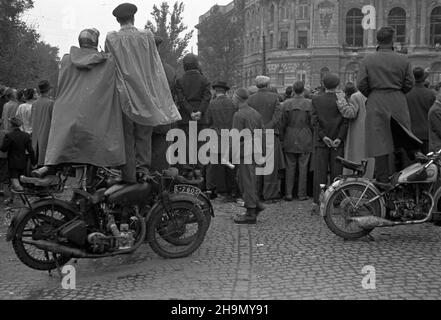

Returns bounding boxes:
[262,33,267,76]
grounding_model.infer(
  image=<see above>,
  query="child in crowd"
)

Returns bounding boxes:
[0,117,36,195]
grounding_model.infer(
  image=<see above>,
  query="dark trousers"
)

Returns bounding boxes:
[285,152,310,198]
[121,114,153,183]
[206,162,239,196]
[237,163,259,209]
[313,146,344,204]
[374,154,391,183]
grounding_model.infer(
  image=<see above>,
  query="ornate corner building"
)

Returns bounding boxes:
[199,0,441,91]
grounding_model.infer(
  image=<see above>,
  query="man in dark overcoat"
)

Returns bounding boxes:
[358,27,421,182]
[205,81,239,199]
[406,67,436,155]
[175,53,212,178]
[247,76,285,201]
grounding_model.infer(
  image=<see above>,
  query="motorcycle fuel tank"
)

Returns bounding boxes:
[108,183,152,206]
[398,163,438,184]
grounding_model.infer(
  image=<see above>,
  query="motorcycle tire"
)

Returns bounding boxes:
[324,184,382,240]
[148,201,208,259]
[12,205,74,271]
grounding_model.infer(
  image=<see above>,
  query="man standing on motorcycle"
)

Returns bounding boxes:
[358,27,421,183]
[105,3,181,183]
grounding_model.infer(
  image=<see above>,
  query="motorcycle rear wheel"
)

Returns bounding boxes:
[12,205,73,271]
[148,201,208,259]
[324,184,382,240]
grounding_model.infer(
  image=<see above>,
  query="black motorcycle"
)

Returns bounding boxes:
[6,166,214,272]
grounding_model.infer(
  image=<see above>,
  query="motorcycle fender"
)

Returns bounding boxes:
[320,178,386,219]
[145,194,204,223]
[6,199,79,242]
[198,193,215,217]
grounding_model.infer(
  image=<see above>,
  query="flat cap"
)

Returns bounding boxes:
[323,73,340,90]
[255,75,270,87]
[113,3,137,19]
[234,88,249,101]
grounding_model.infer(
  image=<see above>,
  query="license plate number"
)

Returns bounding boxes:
[174,185,201,197]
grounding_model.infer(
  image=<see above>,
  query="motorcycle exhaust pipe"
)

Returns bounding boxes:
[22,239,88,258]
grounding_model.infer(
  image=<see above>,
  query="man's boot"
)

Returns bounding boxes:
[256,202,266,216]
[234,208,257,225]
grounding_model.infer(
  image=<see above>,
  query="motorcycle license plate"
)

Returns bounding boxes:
[174,185,202,197]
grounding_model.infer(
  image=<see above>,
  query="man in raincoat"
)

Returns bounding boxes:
[358,27,421,183]
[105,3,181,182]
[45,29,126,171]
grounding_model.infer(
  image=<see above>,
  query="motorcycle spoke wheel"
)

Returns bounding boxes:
[12,206,73,271]
[324,185,381,240]
[148,201,208,259]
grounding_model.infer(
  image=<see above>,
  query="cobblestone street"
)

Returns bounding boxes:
[1,198,441,300]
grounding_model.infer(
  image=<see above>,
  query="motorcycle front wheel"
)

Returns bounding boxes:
[324,184,382,240]
[148,201,208,259]
[12,205,73,271]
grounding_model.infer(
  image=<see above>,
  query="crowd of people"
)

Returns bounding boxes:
[1,7,441,226]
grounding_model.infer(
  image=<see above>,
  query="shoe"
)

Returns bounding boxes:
[284,195,293,202]
[256,203,266,215]
[234,209,257,225]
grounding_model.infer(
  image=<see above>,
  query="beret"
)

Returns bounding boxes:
[323,73,340,90]
[235,88,249,101]
[113,3,137,19]
[255,75,270,87]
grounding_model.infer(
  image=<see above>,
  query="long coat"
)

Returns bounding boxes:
[45,47,126,167]
[248,88,285,200]
[281,96,313,154]
[429,101,441,153]
[105,26,181,126]
[358,46,421,158]
[0,128,35,170]
[32,96,54,166]
[175,69,212,126]
[344,92,375,178]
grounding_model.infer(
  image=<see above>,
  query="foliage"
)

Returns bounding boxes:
[0,0,60,89]
[147,2,193,70]
[197,1,245,87]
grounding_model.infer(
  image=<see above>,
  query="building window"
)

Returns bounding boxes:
[346,8,364,47]
[279,31,289,49]
[269,33,274,49]
[280,1,289,20]
[297,30,308,48]
[298,0,309,19]
[277,68,285,86]
[388,7,407,44]
[430,6,441,46]
[270,4,275,23]
[297,70,307,84]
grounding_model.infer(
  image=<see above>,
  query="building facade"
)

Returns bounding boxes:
[200,0,441,91]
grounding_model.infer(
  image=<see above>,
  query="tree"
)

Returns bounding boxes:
[148,2,193,70]
[197,2,245,87]
[0,0,60,89]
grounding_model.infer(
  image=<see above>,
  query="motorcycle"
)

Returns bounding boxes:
[320,150,441,240]
[6,166,214,272]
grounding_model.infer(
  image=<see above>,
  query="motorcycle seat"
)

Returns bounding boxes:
[336,157,365,173]
[20,175,61,187]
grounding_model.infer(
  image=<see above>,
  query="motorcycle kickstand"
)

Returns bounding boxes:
[52,253,63,279]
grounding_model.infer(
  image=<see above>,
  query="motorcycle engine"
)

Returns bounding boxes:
[387,186,431,221]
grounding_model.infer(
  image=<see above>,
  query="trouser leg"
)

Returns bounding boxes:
[121,114,137,184]
[313,147,330,204]
[298,153,311,199]
[329,147,344,181]
[237,163,258,209]
[375,154,391,183]
[285,153,296,198]
[134,123,153,170]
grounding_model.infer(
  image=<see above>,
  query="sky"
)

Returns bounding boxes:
[23,0,232,57]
